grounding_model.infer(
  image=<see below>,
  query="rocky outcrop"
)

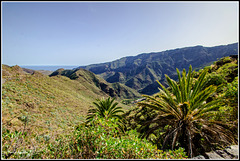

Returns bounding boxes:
[192,145,239,159]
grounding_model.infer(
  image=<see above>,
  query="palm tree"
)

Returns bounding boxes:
[137,65,236,157]
[86,97,125,132]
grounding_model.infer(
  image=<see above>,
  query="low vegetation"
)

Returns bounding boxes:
[1,56,238,159]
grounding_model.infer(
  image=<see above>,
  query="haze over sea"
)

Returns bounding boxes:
[20,65,79,71]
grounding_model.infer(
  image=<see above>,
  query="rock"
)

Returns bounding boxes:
[224,145,239,159]
[215,150,232,159]
[191,155,206,159]
[191,145,239,159]
[206,151,224,159]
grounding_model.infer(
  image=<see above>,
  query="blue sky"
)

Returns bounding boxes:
[2,1,239,66]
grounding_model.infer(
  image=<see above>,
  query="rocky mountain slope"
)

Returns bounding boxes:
[76,43,238,95]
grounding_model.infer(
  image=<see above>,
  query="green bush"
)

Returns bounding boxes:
[68,118,187,159]
[3,117,186,159]
[225,77,238,99]
[216,77,238,123]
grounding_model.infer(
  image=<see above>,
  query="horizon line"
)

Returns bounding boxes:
[3,41,238,67]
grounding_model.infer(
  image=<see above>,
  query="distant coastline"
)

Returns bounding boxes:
[20,65,79,71]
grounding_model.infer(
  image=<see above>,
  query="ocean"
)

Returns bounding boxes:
[20,65,79,71]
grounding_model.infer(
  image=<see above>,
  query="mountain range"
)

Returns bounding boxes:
[73,42,238,95]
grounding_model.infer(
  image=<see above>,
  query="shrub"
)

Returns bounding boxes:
[86,97,126,133]
[68,118,187,159]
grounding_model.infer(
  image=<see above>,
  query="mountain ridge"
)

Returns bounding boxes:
[49,67,141,100]
[75,43,237,70]
[75,42,238,95]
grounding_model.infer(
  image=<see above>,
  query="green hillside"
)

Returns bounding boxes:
[2,65,98,133]
[2,65,138,153]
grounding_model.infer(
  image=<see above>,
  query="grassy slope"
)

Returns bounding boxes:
[2,65,133,142]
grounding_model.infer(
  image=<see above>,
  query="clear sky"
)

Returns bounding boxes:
[2,1,239,66]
